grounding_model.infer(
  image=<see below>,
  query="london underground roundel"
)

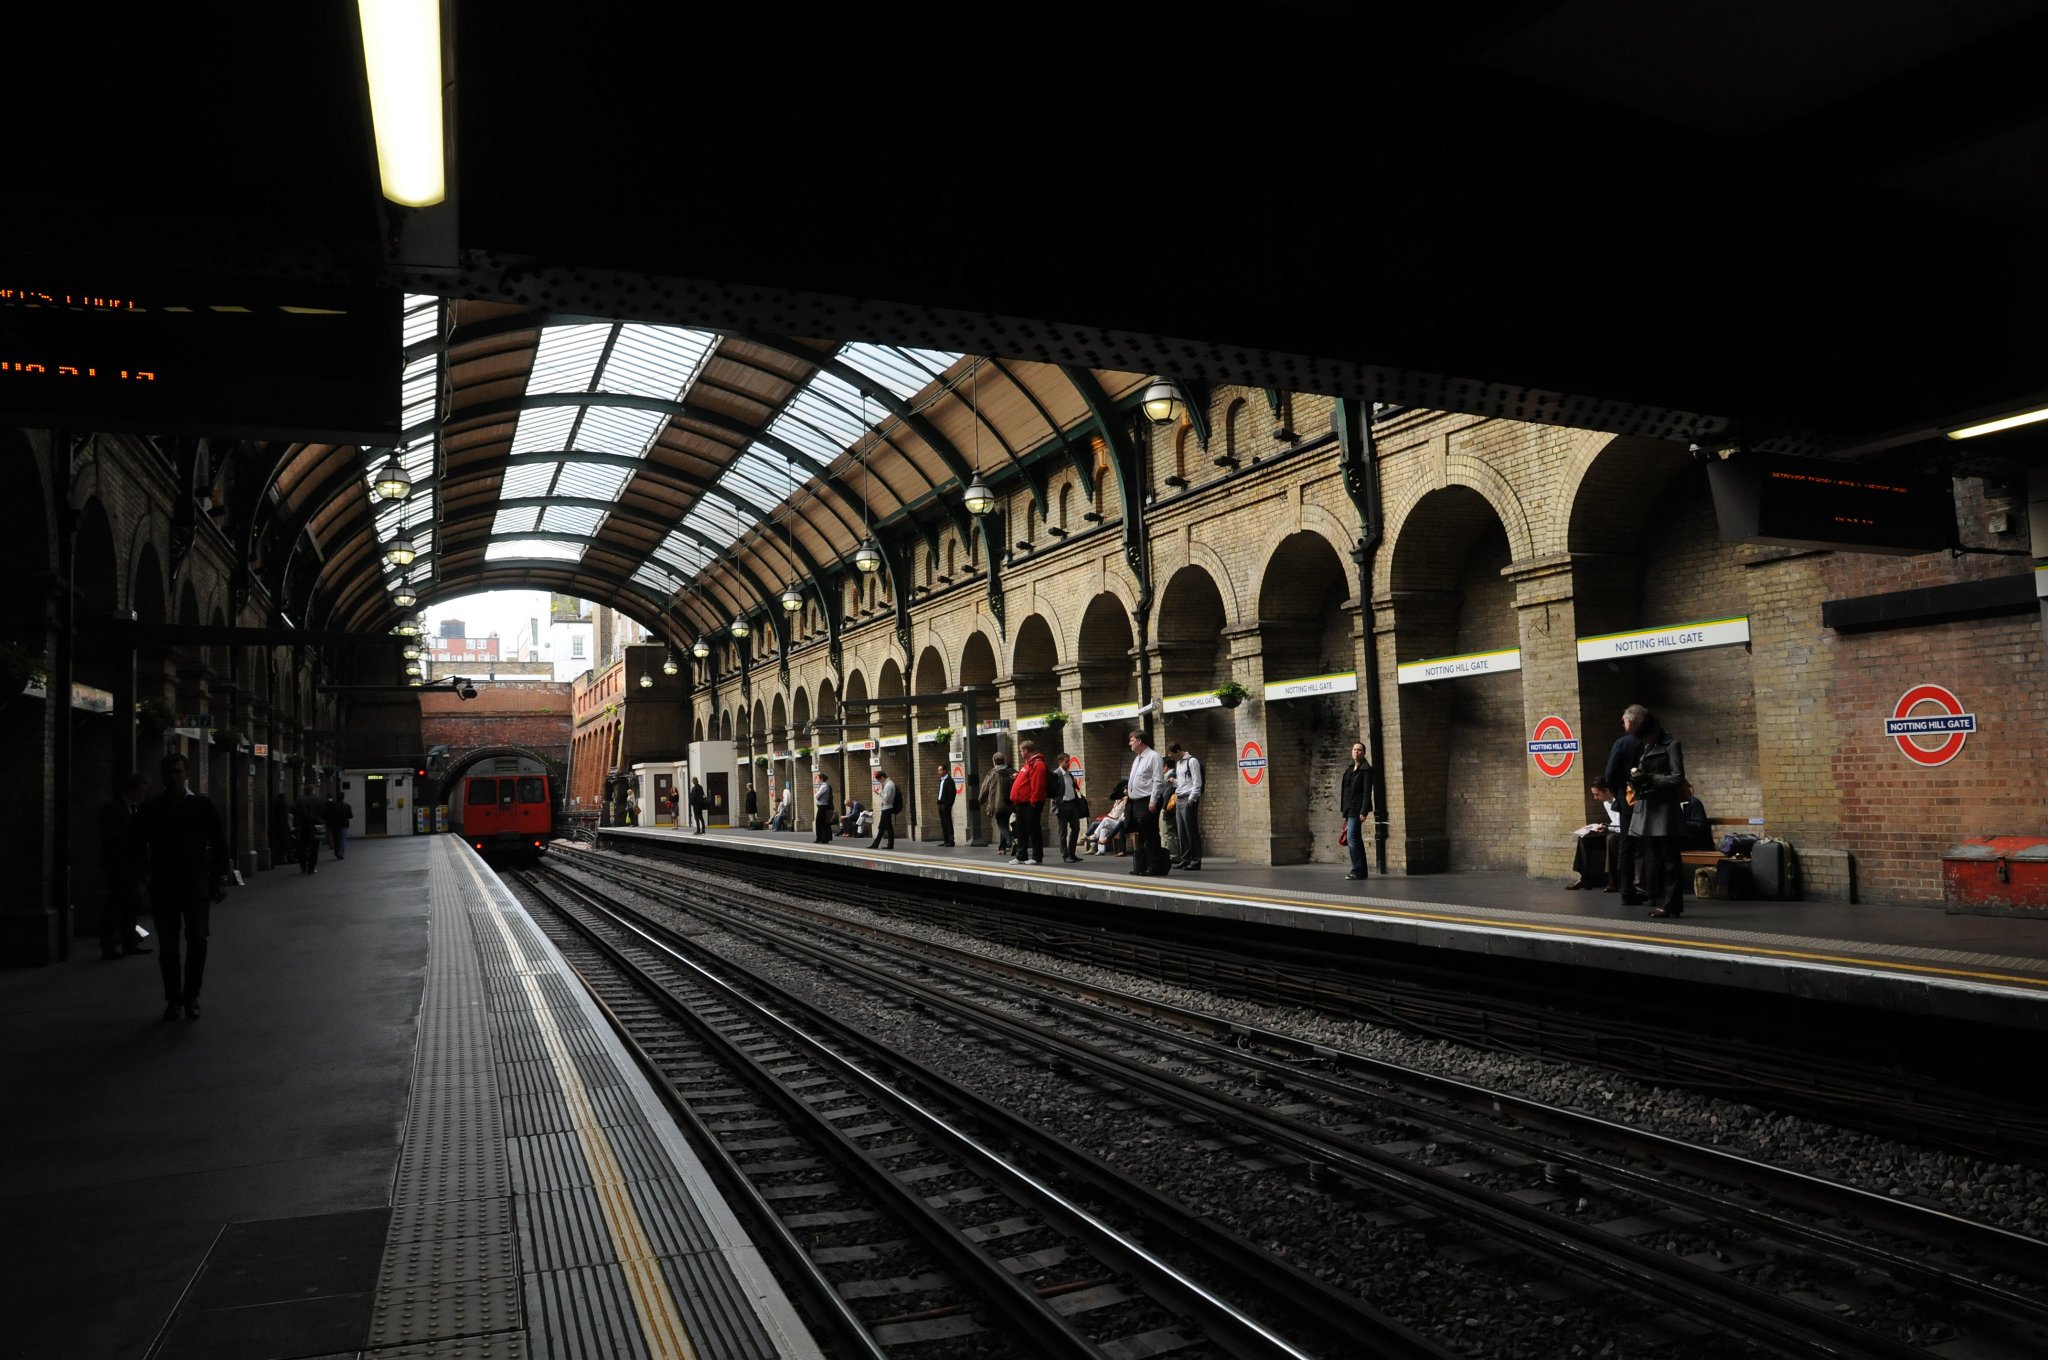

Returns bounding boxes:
[1527,715,1579,779]
[1886,684,1976,767]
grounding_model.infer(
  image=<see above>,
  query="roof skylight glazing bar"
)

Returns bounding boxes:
[365,293,443,600]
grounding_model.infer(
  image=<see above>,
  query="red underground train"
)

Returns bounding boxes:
[460,772,555,863]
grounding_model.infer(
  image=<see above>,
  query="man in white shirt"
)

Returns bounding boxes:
[1566,778,1622,890]
[1165,740,1205,870]
[1124,729,1167,876]
[868,770,902,850]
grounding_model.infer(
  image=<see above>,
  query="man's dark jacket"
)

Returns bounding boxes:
[1603,732,1646,831]
[1340,761,1373,818]
[141,790,230,891]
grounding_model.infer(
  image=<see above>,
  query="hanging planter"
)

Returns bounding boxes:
[136,696,175,733]
[1042,710,1069,730]
[212,726,246,750]
[1214,681,1250,710]
[931,725,954,746]
[0,640,49,697]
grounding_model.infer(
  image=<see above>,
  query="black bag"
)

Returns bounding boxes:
[1713,858,1754,900]
[1751,839,1795,900]
[1718,831,1759,857]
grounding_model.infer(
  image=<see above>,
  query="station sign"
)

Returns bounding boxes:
[252,743,269,757]
[1886,683,1976,767]
[1264,672,1357,703]
[1015,715,1050,731]
[1396,649,1522,686]
[976,719,1008,735]
[1083,701,1144,725]
[1527,715,1578,778]
[1577,616,1750,664]
[1163,689,1224,713]
[1238,740,1266,785]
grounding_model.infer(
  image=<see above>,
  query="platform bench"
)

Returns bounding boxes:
[1681,816,1766,869]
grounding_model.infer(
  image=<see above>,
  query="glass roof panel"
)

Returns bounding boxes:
[537,503,606,538]
[653,534,719,576]
[681,501,751,543]
[525,324,611,394]
[724,450,806,506]
[491,507,540,537]
[486,538,584,563]
[767,370,868,461]
[576,404,669,456]
[554,461,632,501]
[838,342,961,400]
[600,324,716,399]
[510,405,578,455]
[500,462,558,499]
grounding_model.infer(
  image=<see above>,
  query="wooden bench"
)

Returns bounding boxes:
[1682,815,1765,868]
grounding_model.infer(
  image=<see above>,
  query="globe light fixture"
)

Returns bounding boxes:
[691,635,711,660]
[390,580,419,609]
[638,669,653,689]
[405,660,422,677]
[662,651,679,676]
[962,476,996,516]
[395,617,424,637]
[1141,378,1186,425]
[402,641,422,661]
[960,362,997,516]
[381,528,417,566]
[780,583,802,612]
[372,454,414,501]
[730,614,750,639]
[853,538,883,574]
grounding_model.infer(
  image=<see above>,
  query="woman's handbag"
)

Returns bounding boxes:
[1165,790,1179,812]
[1337,823,1349,847]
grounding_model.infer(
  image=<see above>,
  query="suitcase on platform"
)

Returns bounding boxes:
[1751,839,1795,899]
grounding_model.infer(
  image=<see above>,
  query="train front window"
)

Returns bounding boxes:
[517,777,545,804]
[469,778,498,805]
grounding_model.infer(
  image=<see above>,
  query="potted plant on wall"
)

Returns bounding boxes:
[0,640,49,702]
[1213,680,1250,710]
[212,725,246,752]
[931,724,954,747]
[1042,710,1069,731]
[136,696,175,734]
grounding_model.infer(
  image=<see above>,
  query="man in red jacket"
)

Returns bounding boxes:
[1008,739,1049,865]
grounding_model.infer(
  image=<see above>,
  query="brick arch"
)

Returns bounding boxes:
[1560,433,1697,558]
[1154,538,1246,630]
[1007,598,1066,673]
[1381,461,1531,586]
[1244,508,1354,621]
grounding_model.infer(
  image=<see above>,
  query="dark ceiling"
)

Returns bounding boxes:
[10,2,2048,464]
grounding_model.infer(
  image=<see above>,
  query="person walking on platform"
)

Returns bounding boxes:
[934,762,958,846]
[1603,705,1649,905]
[1628,710,1689,918]
[1054,754,1087,862]
[688,778,708,834]
[324,788,352,860]
[1124,728,1167,876]
[292,782,325,874]
[1167,741,1205,870]
[1340,740,1374,881]
[100,772,151,959]
[979,753,1013,855]
[813,773,834,842]
[868,770,902,850]
[1009,740,1048,865]
[140,752,228,1020]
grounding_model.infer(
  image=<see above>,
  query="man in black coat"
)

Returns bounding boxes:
[141,753,229,1020]
[934,762,957,847]
[100,771,151,959]
[1602,704,1650,906]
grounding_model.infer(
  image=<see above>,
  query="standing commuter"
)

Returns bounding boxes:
[1054,754,1087,862]
[100,772,151,959]
[292,782,325,874]
[868,769,901,849]
[1009,740,1048,865]
[1167,741,1205,870]
[743,782,758,828]
[1340,740,1373,881]
[813,773,834,842]
[140,752,229,1020]
[324,788,352,860]
[268,789,293,867]
[1603,705,1650,905]
[934,762,958,847]
[978,753,1013,854]
[1630,711,1689,918]
[1124,728,1166,876]
[688,778,708,833]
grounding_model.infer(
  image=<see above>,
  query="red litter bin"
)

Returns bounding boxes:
[1941,837,2048,916]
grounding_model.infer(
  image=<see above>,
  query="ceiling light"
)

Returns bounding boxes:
[638,669,653,689]
[381,528,416,566]
[402,642,422,661]
[357,0,447,208]
[963,477,996,516]
[662,652,679,676]
[1946,404,2048,440]
[404,660,422,677]
[390,580,418,609]
[1141,378,1185,425]
[395,617,423,637]
[691,635,711,659]
[730,614,750,639]
[853,538,882,573]
[780,584,802,612]
[371,453,413,501]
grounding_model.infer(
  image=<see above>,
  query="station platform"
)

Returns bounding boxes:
[603,823,2048,1033]
[1,835,822,1360]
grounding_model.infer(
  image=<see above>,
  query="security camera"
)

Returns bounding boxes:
[459,683,478,701]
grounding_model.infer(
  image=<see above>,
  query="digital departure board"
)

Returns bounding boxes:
[1706,452,1955,555]
[0,266,400,443]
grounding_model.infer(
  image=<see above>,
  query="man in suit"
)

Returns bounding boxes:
[1602,704,1650,906]
[812,773,834,843]
[868,770,901,849]
[100,772,151,959]
[141,752,229,1020]
[292,783,325,874]
[934,762,958,846]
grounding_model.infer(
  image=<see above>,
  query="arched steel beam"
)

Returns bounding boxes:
[1061,366,1152,614]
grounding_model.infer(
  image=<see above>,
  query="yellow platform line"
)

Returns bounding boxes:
[457,846,699,1360]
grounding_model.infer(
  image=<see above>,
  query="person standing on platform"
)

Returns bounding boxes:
[935,762,958,847]
[1628,710,1689,918]
[1166,741,1205,871]
[868,769,901,850]
[1124,728,1167,876]
[1009,740,1048,865]
[324,787,352,860]
[1054,754,1087,862]
[813,773,834,842]
[1604,705,1650,905]
[1340,739,1373,881]
[100,772,151,959]
[140,752,228,1021]
[624,785,640,827]
[292,782,325,874]
[268,789,292,867]
[979,753,1013,855]
[688,778,708,834]
[743,782,758,828]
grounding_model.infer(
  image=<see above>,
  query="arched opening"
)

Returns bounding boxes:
[1256,533,1358,865]
[1011,613,1061,754]
[958,630,1000,783]
[1388,489,1519,872]
[913,646,948,839]
[1073,594,1134,810]
[69,499,123,940]
[875,657,905,809]
[1156,564,1234,860]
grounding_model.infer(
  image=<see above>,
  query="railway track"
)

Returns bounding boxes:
[513,861,1450,1360]
[538,845,2048,1358]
